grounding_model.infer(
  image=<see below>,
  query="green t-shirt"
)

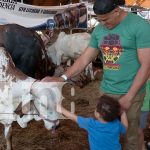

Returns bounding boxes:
[141,79,150,111]
[89,12,150,94]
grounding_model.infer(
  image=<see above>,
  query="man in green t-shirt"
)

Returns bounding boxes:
[42,0,150,149]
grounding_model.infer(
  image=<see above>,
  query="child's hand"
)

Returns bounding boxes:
[121,111,128,129]
[56,103,62,113]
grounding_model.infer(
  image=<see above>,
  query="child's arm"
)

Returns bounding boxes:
[56,104,78,123]
[121,112,128,129]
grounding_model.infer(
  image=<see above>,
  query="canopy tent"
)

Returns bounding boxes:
[125,0,150,9]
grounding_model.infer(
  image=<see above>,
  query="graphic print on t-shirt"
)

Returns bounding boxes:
[100,34,123,70]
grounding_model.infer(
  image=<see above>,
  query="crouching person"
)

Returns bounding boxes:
[56,95,128,150]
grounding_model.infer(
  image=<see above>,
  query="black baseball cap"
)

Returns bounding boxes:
[93,0,125,15]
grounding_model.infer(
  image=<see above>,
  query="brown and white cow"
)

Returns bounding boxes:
[47,32,94,80]
[0,47,61,150]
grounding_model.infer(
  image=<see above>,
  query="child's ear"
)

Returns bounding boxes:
[95,110,101,118]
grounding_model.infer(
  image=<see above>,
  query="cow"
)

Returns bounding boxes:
[0,24,55,79]
[0,47,61,150]
[47,32,94,80]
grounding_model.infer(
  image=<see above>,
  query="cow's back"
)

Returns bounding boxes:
[55,32,91,58]
[0,24,43,77]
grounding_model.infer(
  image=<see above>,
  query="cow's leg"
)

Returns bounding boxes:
[66,59,71,66]
[56,52,61,66]
[85,63,94,80]
[4,124,12,150]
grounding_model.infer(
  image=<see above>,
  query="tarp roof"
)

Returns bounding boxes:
[23,0,150,9]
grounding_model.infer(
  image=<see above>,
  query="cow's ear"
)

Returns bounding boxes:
[14,102,23,116]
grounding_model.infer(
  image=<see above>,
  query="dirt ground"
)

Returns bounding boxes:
[0,80,149,150]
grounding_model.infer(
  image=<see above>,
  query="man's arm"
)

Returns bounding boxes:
[120,48,150,110]
[42,47,99,82]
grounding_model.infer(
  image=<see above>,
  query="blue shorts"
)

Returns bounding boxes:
[139,111,149,129]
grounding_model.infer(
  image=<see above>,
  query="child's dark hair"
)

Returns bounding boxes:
[96,95,120,122]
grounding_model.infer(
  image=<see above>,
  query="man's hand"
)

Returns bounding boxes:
[41,76,64,82]
[119,94,133,111]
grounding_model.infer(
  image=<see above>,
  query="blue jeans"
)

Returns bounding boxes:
[140,111,149,129]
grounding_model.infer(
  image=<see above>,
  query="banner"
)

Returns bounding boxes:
[0,0,88,29]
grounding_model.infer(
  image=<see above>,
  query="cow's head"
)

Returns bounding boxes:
[31,81,65,130]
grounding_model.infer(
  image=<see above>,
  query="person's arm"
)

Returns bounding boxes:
[42,47,99,82]
[56,104,77,122]
[121,112,128,129]
[119,48,150,110]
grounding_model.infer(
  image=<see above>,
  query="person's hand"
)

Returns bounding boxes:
[119,94,133,111]
[41,76,64,82]
[56,103,62,113]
